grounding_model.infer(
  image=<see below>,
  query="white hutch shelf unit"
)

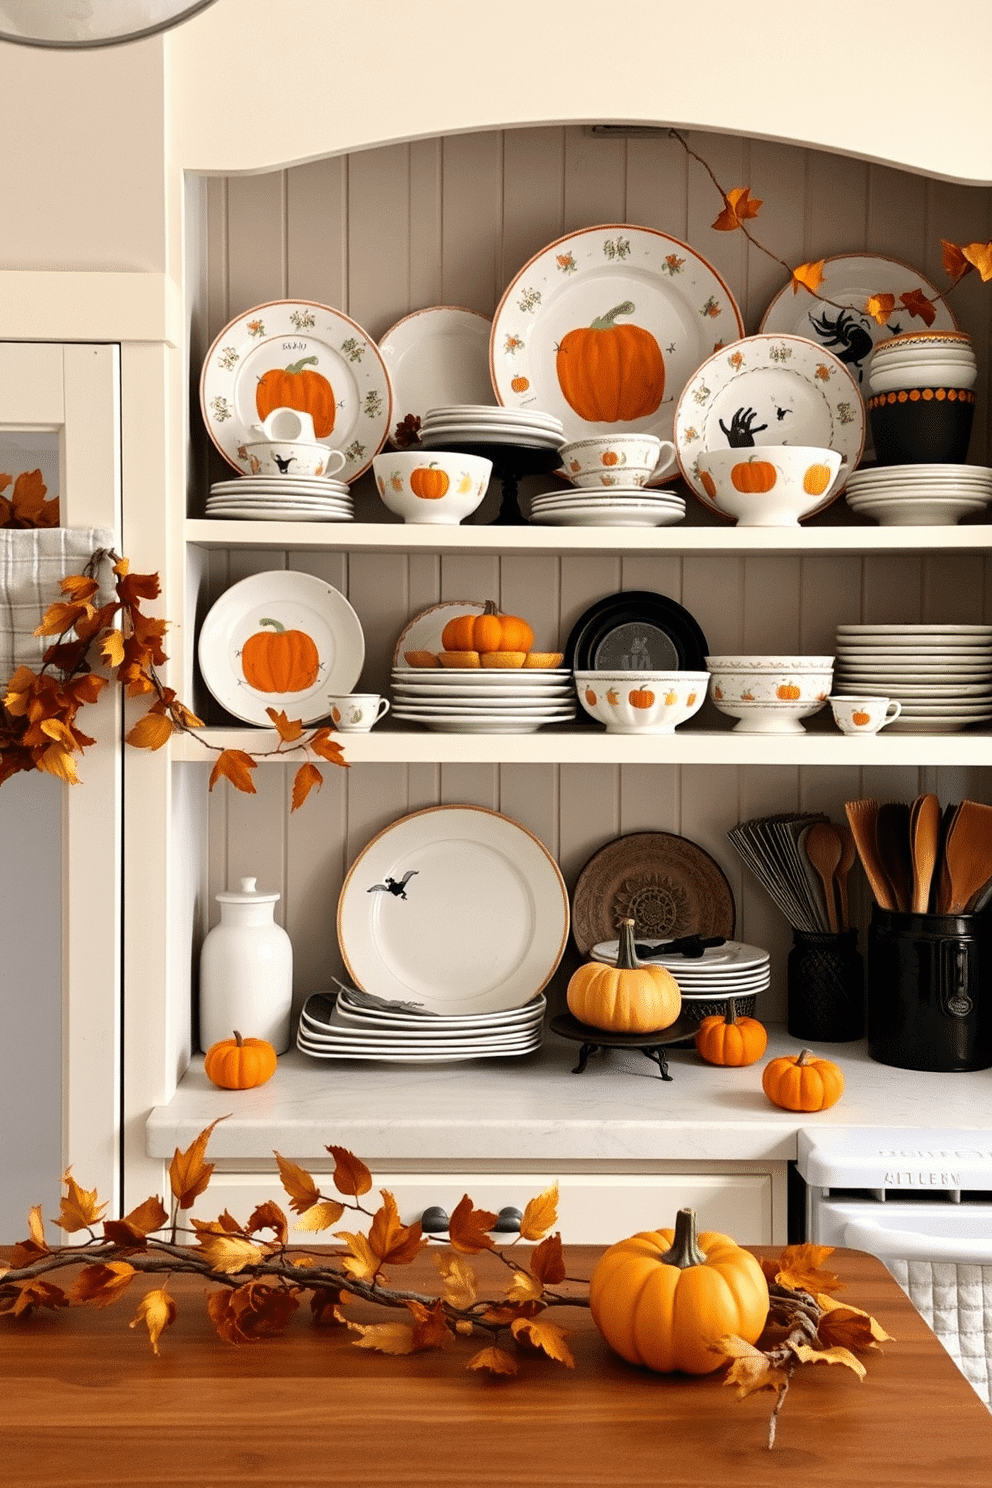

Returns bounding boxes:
[2,0,991,1243]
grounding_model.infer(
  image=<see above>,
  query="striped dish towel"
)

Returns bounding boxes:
[0,527,116,680]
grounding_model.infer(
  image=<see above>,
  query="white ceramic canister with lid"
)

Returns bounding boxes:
[199,877,293,1052]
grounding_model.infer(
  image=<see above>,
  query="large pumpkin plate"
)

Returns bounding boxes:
[570,831,736,955]
[200,299,393,481]
[197,569,365,726]
[337,805,569,1015]
[490,224,744,456]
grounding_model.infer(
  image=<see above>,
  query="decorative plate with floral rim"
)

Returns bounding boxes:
[673,334,866,517]
[199,299,393,481]
[489,224,744,451]
[758,253,957,386]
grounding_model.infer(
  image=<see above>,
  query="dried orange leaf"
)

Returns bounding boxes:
[405,1297,451,1351]
[336,1230,380,1283]
[505,1270,544,1305]
[899,287,937,326]
[34,600,92,637]
[130,1287,177,1355]
[712,185,763,231]
[716,1334,789,1398]
[8,1279,70,1316]
[27,1204,47,1251]
[519,1182,559,1241]
[349,1320,418,1354]
[961,241,992,281]
[291,761,323,810]
[125,711,175,751]
[773,1242,843,1295]
[942,238,972,281]
[208,749,258,796]
[865,293,896,326]
[246,1200,289,1245]
[38,743,81,784]
[817,1292,894,1347]
[294,1199,346,1233]
[308,728,349,766]
[467,1344,518,1376]
[528,1233,566,1287]
[69,1261,135,1308]
[791,259,826,295]
[56,1170,108,1232]
[326,1145,373,1198]
[100,629,126,668]
[367,1190,428,1266]
[59,574,100,602]
[447,1193,498,1254]
[168,1115,226,1209]
[434,1253,478,1310]
[266,707,306,742]
[510,1316,575,1367]
[274,1151,321,1214]
[194,1231,264,1274]
[789,1340,866,1379]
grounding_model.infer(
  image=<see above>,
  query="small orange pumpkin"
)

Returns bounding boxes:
[410,462,450,500]
[601,450,621,467]
[255,356,336,438]
[556,301,665,424]
[731,457,777,493]
[511,375,530,393]
[566,918,681,1034]
[700,469,718,501]
[802,462,833,496]
[695,997,768,1067]
[762,1048,844,1111]
[852,709,871,726]
[204,1030,278,1090]
[628,687,655,709]
[441,600,535,655]
[776,682,801,700]
[241,619,320,693]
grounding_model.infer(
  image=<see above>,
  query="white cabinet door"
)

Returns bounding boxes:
[0,343,122,1234]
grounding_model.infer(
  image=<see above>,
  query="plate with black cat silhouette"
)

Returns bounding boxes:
[758,253,957,388]
[673,333,865,518]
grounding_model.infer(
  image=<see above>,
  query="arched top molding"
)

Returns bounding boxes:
[167,0,992,187]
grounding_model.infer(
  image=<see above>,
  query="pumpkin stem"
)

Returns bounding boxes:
[482,600,499,616]
[795,1048,814,1066]
[614,917,641,970]
[662,1207,707,1269]
[233,1030,244,1046]
[590,301,636,331]
[257,618,286,633]
[285,355,320,375]
[724,996,738,1025]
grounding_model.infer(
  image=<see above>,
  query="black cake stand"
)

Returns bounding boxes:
[422,439,565,525]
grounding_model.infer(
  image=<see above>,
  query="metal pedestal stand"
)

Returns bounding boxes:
[549,1012,699,1081]
[423,439,564,525]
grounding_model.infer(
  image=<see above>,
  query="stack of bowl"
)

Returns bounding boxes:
[866,330,977,466]
[706,655,835,734]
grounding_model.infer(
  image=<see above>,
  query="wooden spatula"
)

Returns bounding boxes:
[944,799,992,915]
[875,800,912,913]
[910,792,941,914]
[844,799,896,911]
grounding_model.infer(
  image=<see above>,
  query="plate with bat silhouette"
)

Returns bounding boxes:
[490,224,744,459]
[199,298,392,481]
[758,253,957,388]
[337,804,569,1015]
[673,334,865,518]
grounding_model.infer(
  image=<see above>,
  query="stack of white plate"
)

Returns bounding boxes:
[844,464,992,526]
[833,624,992,733]
[206,475,354,522]
[589,937,770,1017]
[528,487,686,528]
[297,985,546,1063]
[391,665,576,733]
[418,404,565,450]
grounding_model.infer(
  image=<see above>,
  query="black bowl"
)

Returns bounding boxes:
[868,387,975,465]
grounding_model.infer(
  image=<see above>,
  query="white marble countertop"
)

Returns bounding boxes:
[146,1025,992,1166]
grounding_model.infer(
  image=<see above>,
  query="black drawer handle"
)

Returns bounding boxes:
[419,1204,523,1234]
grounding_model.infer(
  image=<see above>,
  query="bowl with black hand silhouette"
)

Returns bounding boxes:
[695,445,845,526]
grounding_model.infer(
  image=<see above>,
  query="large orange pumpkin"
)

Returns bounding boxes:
[589,1207,769,1374]
[255,356,336,439]
[441,600,534,654]
[241,619,320,693]
[730,457,777,493]
[566,917,681,1034]
[556,301,665,424]
[409,463,450,500]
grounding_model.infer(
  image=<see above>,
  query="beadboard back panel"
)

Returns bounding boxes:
[187,127,992,1029]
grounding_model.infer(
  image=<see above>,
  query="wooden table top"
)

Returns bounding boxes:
[3,1245,991,1487]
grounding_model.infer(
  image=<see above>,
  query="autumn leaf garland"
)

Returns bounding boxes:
[0,1121,893,1448]
[0,546,347,805]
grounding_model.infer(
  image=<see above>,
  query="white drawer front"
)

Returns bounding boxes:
[191,1170,774,1246]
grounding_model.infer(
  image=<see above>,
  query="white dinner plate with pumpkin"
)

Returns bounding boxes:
[197,569,365,726]
[490,224,744,457]
[674,334,865,515]
[380,307,496,446]
[758,253,957,386]
[337,805,569,1015]
[200,298,392,481]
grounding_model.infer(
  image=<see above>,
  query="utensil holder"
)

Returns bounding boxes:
[866,907,992,1071]
[787,929,864,1042]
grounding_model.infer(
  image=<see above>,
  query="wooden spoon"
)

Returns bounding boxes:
[935,802,961,913]
[944,799,992,915]
[875,800,912,913]
[834,821,857,931]
[803,821,842,933]
[844,799,896,911]
[909,793,941,914]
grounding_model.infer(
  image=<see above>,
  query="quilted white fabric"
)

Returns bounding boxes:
[0,528,116,680]
[888,1258,992,1408]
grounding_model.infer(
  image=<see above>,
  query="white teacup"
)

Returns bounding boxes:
[243,440,347,479]
[328,694,390,732]
[560,434,677,488]
[829,695,902,735]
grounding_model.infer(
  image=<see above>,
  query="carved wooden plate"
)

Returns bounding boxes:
[570,830,736,955]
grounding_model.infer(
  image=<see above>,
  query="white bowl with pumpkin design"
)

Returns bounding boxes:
[695,445,845,525]
[574,671,709,734]
[372,450,493,525]
[705,655,834,733]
